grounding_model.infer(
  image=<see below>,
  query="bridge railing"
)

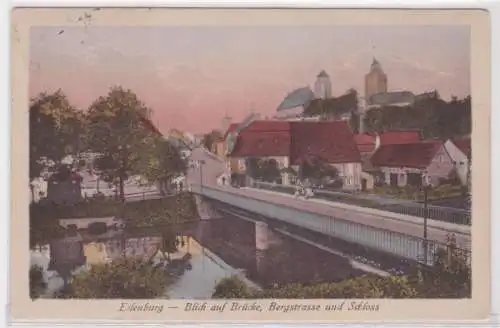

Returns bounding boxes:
[195,185,471,266]
[251,180,471,226]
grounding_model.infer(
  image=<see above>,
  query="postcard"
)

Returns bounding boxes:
[11,7,491,324]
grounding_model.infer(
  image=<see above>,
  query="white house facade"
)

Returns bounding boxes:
[444,139,471,186]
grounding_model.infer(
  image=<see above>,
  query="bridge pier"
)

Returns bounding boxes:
[254,221,270,276]
[194,195,221,220]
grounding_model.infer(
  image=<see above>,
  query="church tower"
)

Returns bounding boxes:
[314,70,332,99]
[364,58,388,100]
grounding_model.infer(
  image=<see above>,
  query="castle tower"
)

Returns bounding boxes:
[364,58,388,100]
[221,112,232,133]
[314,70,332,99]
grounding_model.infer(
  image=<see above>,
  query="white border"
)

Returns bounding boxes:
[2,0,499,327]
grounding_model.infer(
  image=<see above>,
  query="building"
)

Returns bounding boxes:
[370,141,454,187]
[313,70,332,99]
[211,138,226,158]
[444,138,471,186]
[362,58,441,111]
[365,58,388,101]
[227,120,362,190]
[275,86,315,120]
[353,131,422,189]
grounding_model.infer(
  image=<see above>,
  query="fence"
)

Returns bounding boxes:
[196,185,471,266]
[251,180,471,226]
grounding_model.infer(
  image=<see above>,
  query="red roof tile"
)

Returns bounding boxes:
[230,120,361,163]
[290,121,361,164]
[230,131,291,157]
[371,141,443,169]
[452,138,471,156]
[354,134,376,153]
[379,131,421,145]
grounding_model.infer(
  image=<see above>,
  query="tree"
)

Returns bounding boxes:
[86,87,159,201]
[363,96,471,140]
[67,258,172,298]
[29,90,85,180]
[258,159,281,183]
[30,265,47,299]
[142,138,187,194]
[304,89,358,120]
[245,157,261,179]
[299,156,338,185]
[202,130,223,151]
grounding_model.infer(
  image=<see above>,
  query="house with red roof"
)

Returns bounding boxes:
[227,120,363,190]
[444,138,471,186]
[354,131,421,154]
[371,141,454,187]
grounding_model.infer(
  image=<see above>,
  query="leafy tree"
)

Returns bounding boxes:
[304,89,358,120]
[245,157,261,179]
[29,90,85,179]
[67,258,172,298]
[363,96,471,140]
[30,265,47,299]
[202,130,223,151]
[258,159,281,183]
[86,87,159,201]
[142,138,187,194]
[299,156,338,184]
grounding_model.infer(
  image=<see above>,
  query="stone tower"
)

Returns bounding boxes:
[314,70,332,99]
[364,58,388,100]
[221,112,232,133]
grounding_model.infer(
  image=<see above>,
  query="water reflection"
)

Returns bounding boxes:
[40,214,370,299]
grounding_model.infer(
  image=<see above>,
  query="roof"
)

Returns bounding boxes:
[370,58,383,72]
[230,120,361,164]
[354,134,376,153]
[317,70,329,78]
[379,131,421,145]
[371,141,443,169]
[290,121,361,164]
[451,138,471,156]
[229,121,291,158]
[276,87,315,111]
[353,131,421,153]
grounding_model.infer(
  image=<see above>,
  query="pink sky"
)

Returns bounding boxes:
[29,25,470,135]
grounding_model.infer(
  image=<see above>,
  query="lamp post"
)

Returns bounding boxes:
[199,160,206,193]
[422,179,430,265]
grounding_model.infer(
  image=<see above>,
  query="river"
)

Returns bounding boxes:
[32,210,403,299]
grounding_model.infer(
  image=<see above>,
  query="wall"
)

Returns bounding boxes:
[331,162,362,190]
[379,146,454,187]
[47,180,82,205]
[444,140,469,185]
[381,166,423,187]
[426,146,455,186]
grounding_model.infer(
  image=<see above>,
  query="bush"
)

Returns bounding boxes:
[67,258,173,298]
[87,222,107,235]
[30,265,47,299]
[212,276,256,299]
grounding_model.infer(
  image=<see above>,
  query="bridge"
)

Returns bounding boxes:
[186,147,471,266]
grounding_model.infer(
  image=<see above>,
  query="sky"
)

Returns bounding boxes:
[29,25,470,134]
